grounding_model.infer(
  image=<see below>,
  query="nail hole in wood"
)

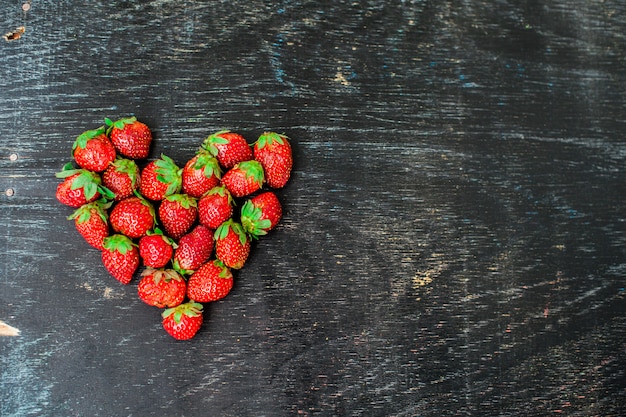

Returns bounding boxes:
[9,153,18,161]
[5,188,14,197]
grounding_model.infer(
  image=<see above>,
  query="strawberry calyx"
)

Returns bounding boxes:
[163,193,197,210]
[212,259,232,278]
[205,184,235,204]
[145,227,178,248]
[110,157,140,181]
[240,200,272,238]
[72,126,107,151]
[172,259,194,277]
[67,198,112,223]
[162,300,203,323]
[255,131,288,150]
[201,130,231,156]
[236,160,265,185]
[141,267,183,284]
[131,190,158,225]
[104,116,138,134]
[103,234,137,254]
[215,219,249,246]
[155,154,183,196]
[55,165,114,201]
[193,151,222,179]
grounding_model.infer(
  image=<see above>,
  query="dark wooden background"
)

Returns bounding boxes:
[1,1,625,416]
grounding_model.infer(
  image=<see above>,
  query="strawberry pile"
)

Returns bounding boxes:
[55,117,292,340]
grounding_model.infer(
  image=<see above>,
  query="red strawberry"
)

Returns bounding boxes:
[221,160,264,198]
[67,199,112,250]
[158,194,198,240]
[102,157,141,201]
[172,224,214,275]
[181,151,222,198]
[214,219,251,269]
[201,130,252,169]
[137,268,186,308]
[186,259,234,303]
[101,234,140,284]
[105,116,152,159]
[240,191,282,238]
[139,229,176,268]
[55,165,113,208]
[162,301,204,340]
[139,154,182,201]
[72,126,116,172]
[197,185,234,229]
[109,195,156,239]
[253,131,293,188]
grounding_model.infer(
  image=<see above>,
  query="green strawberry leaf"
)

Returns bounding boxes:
[155,154,182,196]
[214,221,231,240]
[55,162,79,178]
[98,184,116,201]
[255,131,286,149]
[240,200,270,237]
[103,234,136,254]
[172,259,193,276]
[165,193,197,209]
[230,221,249,246]
[83,182,97,200]
[105,116,137,134]
[194,152,222,179]
[67,170,102,200]
[201,130,231,156]
[111,158,140,183]
[163,301,203,322]
[238,160,265,185]
[72,126,106,151]
[213,260,231,278]
[68,199,111,223]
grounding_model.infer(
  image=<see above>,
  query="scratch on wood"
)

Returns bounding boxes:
[413,253,448,300]
[80,282,117,299]
[0,320,20,336]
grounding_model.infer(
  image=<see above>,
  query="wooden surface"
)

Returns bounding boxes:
[2,1,626,416]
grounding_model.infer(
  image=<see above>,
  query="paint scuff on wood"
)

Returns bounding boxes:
[3,26,25,42]
[0,320,20,336]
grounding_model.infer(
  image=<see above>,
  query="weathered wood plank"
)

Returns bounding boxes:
[1,0,625,416]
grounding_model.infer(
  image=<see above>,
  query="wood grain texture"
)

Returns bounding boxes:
[1,1,625,416]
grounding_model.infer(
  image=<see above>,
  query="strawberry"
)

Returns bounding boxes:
[72,126,116,172]
[102,157,141,201]
[67,199,112,250]
[214,220,251,269]
[139,228,176,268]
[172,224,214,275]
[162,301,204,340]
[105,116,152,159]
[201,130,252,169]
[139,154,182,201]
[240,191,282,238]
[253,131,293,189]
[109,195,156,239]
[186,259,233,303]
[158,194,198,240]
[137,268,186,308]
[101,234,140,284]
[197,185,234,229]
[55,164,113,208]
[181,151,222,198]
[221,160,264,198]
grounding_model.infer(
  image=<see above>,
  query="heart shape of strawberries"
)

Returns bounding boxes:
[55,117,293,340]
